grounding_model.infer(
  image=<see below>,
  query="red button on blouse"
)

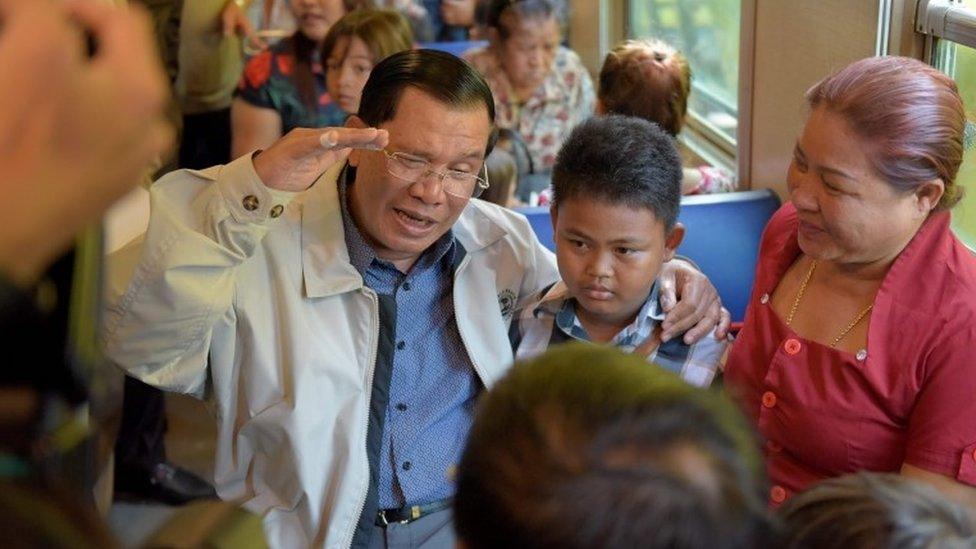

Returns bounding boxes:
[784,338,801,355]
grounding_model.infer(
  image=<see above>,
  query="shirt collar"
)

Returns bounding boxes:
[538,280,664,343]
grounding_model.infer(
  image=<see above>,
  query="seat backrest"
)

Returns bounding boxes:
[675,190,781,322]
[514,189,781,322]
[418,40,488,58]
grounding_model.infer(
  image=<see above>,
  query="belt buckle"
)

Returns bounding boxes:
[377,506,420,527]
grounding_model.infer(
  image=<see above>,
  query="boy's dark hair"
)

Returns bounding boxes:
[358,49,498,155]
[552,114,682,229]
[599,39,692,137]
[455,344,771,549]
[777,472,976,549]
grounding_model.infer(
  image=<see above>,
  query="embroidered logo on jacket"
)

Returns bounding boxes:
[498,289,517,319]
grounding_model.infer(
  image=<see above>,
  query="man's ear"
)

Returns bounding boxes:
[595,97,606,115]
[914,179,945,216]
[663,222,685,262]
[346,115,367,167]
[549,202,559,234]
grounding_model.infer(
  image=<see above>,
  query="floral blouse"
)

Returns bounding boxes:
[463,45,595,172]
[236,36,347,134]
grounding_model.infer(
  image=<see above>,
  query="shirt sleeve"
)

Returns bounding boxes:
[102,155,299,396]
[903,319,976,485]
[235,50,277,110]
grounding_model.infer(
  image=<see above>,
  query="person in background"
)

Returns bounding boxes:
[422,0,475,41]
[723,56,976,508]
[510,115,728,388]
[322,9,413,124]
[463,0,594,172]
[231,0,352,158]
[480,148,520,208]
[0,0,170,544]
[777,473,975,548]
[598,39,736,195]
[455,344,771,549]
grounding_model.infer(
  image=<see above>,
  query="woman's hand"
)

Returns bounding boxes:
[658,259,731,344]
[253,127,388,192]
[220,0,265,51]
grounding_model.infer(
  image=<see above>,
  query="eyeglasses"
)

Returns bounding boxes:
[379,149,490,199]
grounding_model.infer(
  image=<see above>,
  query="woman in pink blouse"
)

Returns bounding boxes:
[724,56,976,509]
[462,0,594,172]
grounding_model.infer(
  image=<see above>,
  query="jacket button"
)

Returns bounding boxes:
[396,341,406,350]
[770,486,787,504]
[396,403,407,412]
[242,195,259,211]
[402,282,411,291]
[760,293,769,304]
[270,204,284,218]
[762,391,777,408]
[402,461,412,471]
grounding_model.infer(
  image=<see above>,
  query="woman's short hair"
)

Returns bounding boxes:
[599,39,691,137]
[777,472,975,549]
[805,56,967,209]
[321,8,414,68]
[485,0,566,41]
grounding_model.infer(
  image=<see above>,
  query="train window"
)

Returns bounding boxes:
[936,41,976,248]
[627,0,740,154]
[920,0,976,248]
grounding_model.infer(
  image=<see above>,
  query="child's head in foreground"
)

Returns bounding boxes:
[598,38,691,137]
[777,472,975,549]
[454,344,770,549]
[550,114,684,331]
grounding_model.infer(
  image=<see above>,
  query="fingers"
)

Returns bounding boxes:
[715,307,732,340]
[238,15,266,49]
[658,275,677,312]
[678,296,723,344]
[319,128,389,151]
[659,263,723,342]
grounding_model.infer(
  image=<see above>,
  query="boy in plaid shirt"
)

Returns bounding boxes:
[510,115,727,387]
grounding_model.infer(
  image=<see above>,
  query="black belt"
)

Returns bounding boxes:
[375,498,453,526]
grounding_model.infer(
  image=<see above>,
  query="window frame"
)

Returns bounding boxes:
[621,0,741,173]
[915,0,976,250]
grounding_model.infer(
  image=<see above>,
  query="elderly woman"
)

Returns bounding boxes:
[724,56,976,509]
[462,0,594,172]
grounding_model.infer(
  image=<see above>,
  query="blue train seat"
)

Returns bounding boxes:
[514,189,782,322]
[418,40,488,58]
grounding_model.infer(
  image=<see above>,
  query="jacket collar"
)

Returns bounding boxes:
[300,166,508,298]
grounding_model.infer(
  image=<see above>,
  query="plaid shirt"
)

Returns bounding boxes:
[511,281,726,388]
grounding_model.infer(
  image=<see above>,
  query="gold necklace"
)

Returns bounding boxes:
[787,259,874,348]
